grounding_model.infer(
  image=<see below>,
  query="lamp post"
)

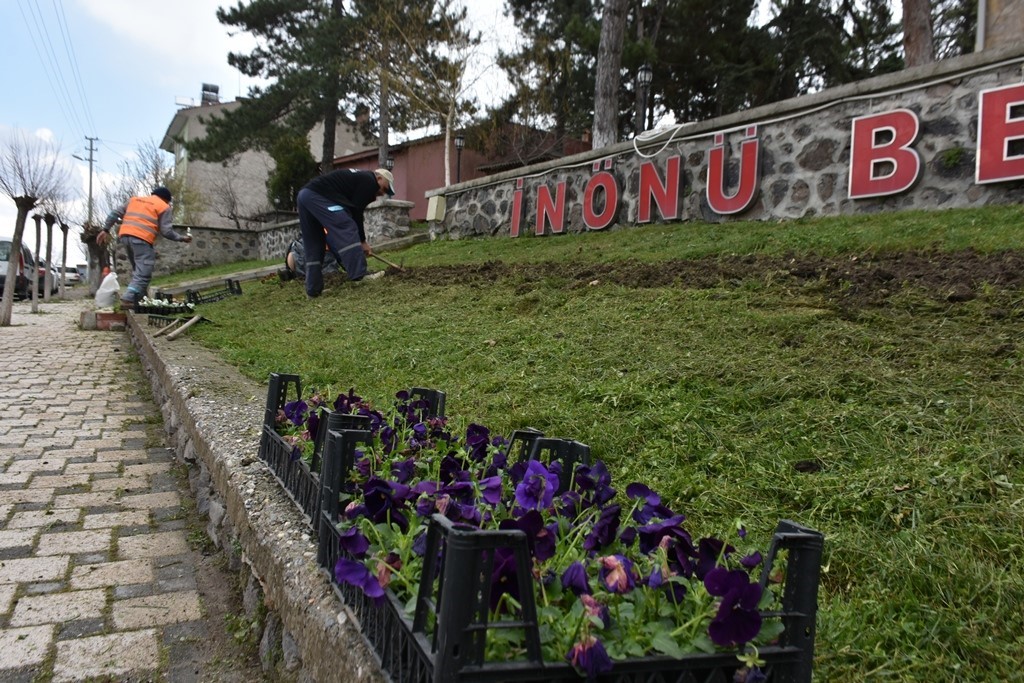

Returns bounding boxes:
[637,64,653,133]
[454,132,465,183]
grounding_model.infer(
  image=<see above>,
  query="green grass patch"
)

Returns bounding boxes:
[152,259,277,287]
[187,205,1024,681]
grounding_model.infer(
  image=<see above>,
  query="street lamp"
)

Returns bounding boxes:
[637,64,654,133]
[385,156,394,171]
[72,152,95,229]
[454,132,465,183]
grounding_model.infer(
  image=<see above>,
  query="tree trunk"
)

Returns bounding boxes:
[379,75,390,168]
[31,214,42,313]
[592,0,630,149]
[903,0,935,67]
[0,198,35,326]
[43,213,55,302]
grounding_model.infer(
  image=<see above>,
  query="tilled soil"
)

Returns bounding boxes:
[386,249,1024,310]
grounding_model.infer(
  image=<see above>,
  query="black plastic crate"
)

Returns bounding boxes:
[259,375,373,530]
[263,373,301,429]
[146,314,184,328]
[266,374,823,682]
[320,513,823,683]
[137,304,195,316]
[185,278,242,305]
[405,387,447,419]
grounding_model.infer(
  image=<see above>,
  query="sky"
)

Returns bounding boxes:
[0,0,515,264]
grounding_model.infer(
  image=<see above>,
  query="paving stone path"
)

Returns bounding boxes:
[0,299,254,682]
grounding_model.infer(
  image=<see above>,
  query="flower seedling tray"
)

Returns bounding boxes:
[261,374,824,683]
[319,510,822,683]
[185,278,243,305]
[259,374,397,531]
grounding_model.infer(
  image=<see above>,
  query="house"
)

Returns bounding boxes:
[330,124,592,222]
[160,84,368,229]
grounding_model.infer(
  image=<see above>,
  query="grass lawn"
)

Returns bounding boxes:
[186,205,1024,682]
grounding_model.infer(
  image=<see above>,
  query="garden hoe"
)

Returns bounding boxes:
[166,314,210,340]
[371,252,405,272]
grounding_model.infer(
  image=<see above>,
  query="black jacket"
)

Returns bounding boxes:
[304,169,379,242]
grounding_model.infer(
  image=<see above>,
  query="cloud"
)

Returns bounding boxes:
[75,0,257,93]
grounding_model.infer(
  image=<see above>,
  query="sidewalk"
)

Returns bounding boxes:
[0,298,258,682]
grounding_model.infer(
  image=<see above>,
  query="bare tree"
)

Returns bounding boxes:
[380,1,483,185]
[0,131,72,326]
[592,0,630,149]
[903,0,935,66]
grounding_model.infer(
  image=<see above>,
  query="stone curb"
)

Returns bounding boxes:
[124,312,387,683]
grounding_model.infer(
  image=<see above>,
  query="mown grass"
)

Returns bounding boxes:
[188,205,1024,682]
[151,259,276,288]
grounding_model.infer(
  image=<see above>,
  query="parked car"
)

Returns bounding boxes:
[0,239,35,300]
[37,261,59,295]
[60,266,81,285]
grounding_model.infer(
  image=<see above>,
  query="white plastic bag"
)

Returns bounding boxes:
[94,272,120,308]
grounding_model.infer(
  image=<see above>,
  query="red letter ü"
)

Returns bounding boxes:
[707,126,760,215]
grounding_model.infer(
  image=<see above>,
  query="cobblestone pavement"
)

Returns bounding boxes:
[0,299,256,682]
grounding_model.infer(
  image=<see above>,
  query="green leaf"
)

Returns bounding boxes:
[651,631,686,659]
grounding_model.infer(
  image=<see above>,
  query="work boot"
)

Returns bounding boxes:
[120,298,136,311]
[277,267,294,282]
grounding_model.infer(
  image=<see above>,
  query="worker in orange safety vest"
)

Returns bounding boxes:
[98,186,192,308]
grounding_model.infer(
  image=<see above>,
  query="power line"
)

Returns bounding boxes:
[16,0,81,139]
[15,0,94,141]
[52,0,97,135]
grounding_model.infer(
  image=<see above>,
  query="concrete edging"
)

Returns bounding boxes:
[125,311,387,683]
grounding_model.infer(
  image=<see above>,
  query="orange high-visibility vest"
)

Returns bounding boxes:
[118,195,169,244]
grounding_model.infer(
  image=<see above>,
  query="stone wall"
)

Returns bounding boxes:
[427,44,1024,240]
[132,201,410,278]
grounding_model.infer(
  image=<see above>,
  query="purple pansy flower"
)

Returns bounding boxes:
[696,537,735,579]
[392,458,416,483]
[477,475,503,506]
[583,504,621,553]
[334,557,384,604]
[740,551,763,569]
[565,635,613,680]
[333,388,362,414]
[574,461,616,507]
[704,567,763,647]
[489,546,521,611]
[637,514,690,554]
[580,594,611,628]
[283,399,307,426]
[598,554,636,594]
[465,423,491,461]
[363,477,409,532]
[561,561,591,596]
[306,411,320,441]
[514,461,559,511]
[625,482,676,524]
[337,526,370,557]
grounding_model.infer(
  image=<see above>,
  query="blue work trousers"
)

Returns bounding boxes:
[296,188,367,281]
[119,235,156,302]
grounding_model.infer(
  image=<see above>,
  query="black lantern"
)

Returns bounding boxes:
[454,132,465,183]
[385,156,394,171]
[637,64,653,133]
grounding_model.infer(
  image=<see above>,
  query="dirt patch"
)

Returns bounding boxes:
[387,249,1024,310]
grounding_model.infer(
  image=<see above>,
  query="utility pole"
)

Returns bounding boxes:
[84,136,97,228]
